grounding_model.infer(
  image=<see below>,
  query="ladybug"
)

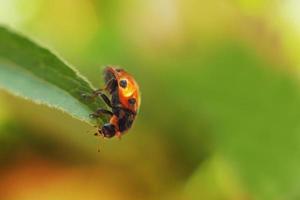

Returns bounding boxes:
[85,66,140,139]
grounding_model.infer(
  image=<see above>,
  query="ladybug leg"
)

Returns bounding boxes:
[81,92,97,101]
[82,78,116,106]
[89,108,113,119]
[91,90,113,108]
[81,89,113,108]
[104,78,117,93]
[81,89,104,101]
[94,132,100,136]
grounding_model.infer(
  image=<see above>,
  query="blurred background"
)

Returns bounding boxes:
[1,0,300,199]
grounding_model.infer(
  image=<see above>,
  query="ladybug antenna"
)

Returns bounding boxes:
[97,136,104,152]
[97,142,101,152]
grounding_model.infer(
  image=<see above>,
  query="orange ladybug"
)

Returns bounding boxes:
[86,67,140,138]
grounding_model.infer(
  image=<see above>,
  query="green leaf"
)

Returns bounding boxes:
[0,26,105,125]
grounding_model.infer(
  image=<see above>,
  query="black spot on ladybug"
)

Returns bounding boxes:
[128,98,136,105]
[119,80,127,88]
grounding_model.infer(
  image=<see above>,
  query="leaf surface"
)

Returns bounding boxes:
[0,27,105,124]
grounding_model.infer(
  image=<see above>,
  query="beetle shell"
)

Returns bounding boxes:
[104,67,140,113]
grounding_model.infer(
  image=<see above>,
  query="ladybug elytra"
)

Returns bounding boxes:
[84,67,140,139]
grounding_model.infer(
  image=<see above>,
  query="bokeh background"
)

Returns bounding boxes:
[1,0,300,199]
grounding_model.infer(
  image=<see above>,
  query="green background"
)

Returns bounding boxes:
[1,0,300,199]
